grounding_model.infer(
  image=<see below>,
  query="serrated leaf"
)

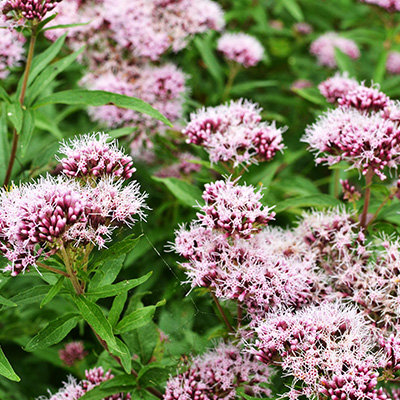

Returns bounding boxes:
[24,313,80,352]
[32,90,171,127]
[19,108,35,157]
[115,338,132,374]
[89,255,126,291]
[72,295,119,355]
[87,272,152,299]
[275,194,341,213]
[138,364,170,387]
[0,347,20,382]
[27,46,85,105]
[115,307,156,335]
[40,275,65,308]
[79,375,137,400]
[152,176,202,207]
[7,285,51,308]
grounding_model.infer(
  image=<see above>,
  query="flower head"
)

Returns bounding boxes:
[358,0,400,12]
[302,106,400,180]
[318,72,359,103]
[310,32,360,68]
[217,32,264,68]
[58,133,136,181]
[164,342,272,400]
[182,99,285,167]
[59,342,88,367]
[2,0,62,23]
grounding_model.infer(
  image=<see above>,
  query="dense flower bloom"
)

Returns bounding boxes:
[46,0,224,61]
[37,367,130,400]
[387,51,400,74]
[359,0,400,11]
[251,303,386,400]
[217,32,264,67]
[182,100,285,167]
[302,106,400,179]
[58,133,136,181]
[318,72,359,103]
[338,84,391,112]
[59,342,88,367]
[1,0,62,22]
[198,178,275,239]
[0,28,25,79]
[310,32,360,68]
[164,342,272,400]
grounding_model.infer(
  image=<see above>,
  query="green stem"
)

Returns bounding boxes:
[222,63,241,101]
[211,292,234,332]
[3,26,37,187]
[333,169,340,199]
[359,168,374,228]
[36,262,69,277]
[60,244,83,295]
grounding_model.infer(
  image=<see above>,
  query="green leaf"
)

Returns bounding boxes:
[35,13,58,33]
[0,295,17,308]
[6,101,23,132]
[334,47,355,76]
[0,347,20,382]
[27,46,85,105]
[33,90,172,127]
[152,176,202,207]
[79,375,137,400]
[0,85,10,103]
[40,275,65,308]
[42,21,91,32]
[292,87,326,106]
[108,127,137,139]
[109,292,128,328]
[373,49,388,84]
[280,0,304,21]
[87,272,152,299]
[115,300,165,335]
[115,338,132,374]
[0,106,10,183]
[35,110,63,139]
[7,285,51,308]
[72,295,119,355]
[138,364,170,388]
[89,255,126,291]
[194,36,223,87]
[231,80,277,95]
[275,194,341,213]
[19,108,36,157]
[24,313,80,352]
[26,33,67,88]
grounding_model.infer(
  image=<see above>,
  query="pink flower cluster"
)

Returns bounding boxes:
[59,342,88,367]
[182,100,285,167]
[1,0,61,22]
[303,81,400,180]
[387,51,400,75]
[37,366,130,400]
[0,133,148,275]
[46,0,224,61]
[359,0,400,11]
[0,28,25,79]
[318,72,359,103]
[310,32,360,68]
[198,178,275,239]
[252,303,386,400]
[217,32,264,68]
[164,342,271,400]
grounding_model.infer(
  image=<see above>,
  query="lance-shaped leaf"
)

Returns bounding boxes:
[79,375,137,400]
[32,90,172,127]
[0,347,20,382]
